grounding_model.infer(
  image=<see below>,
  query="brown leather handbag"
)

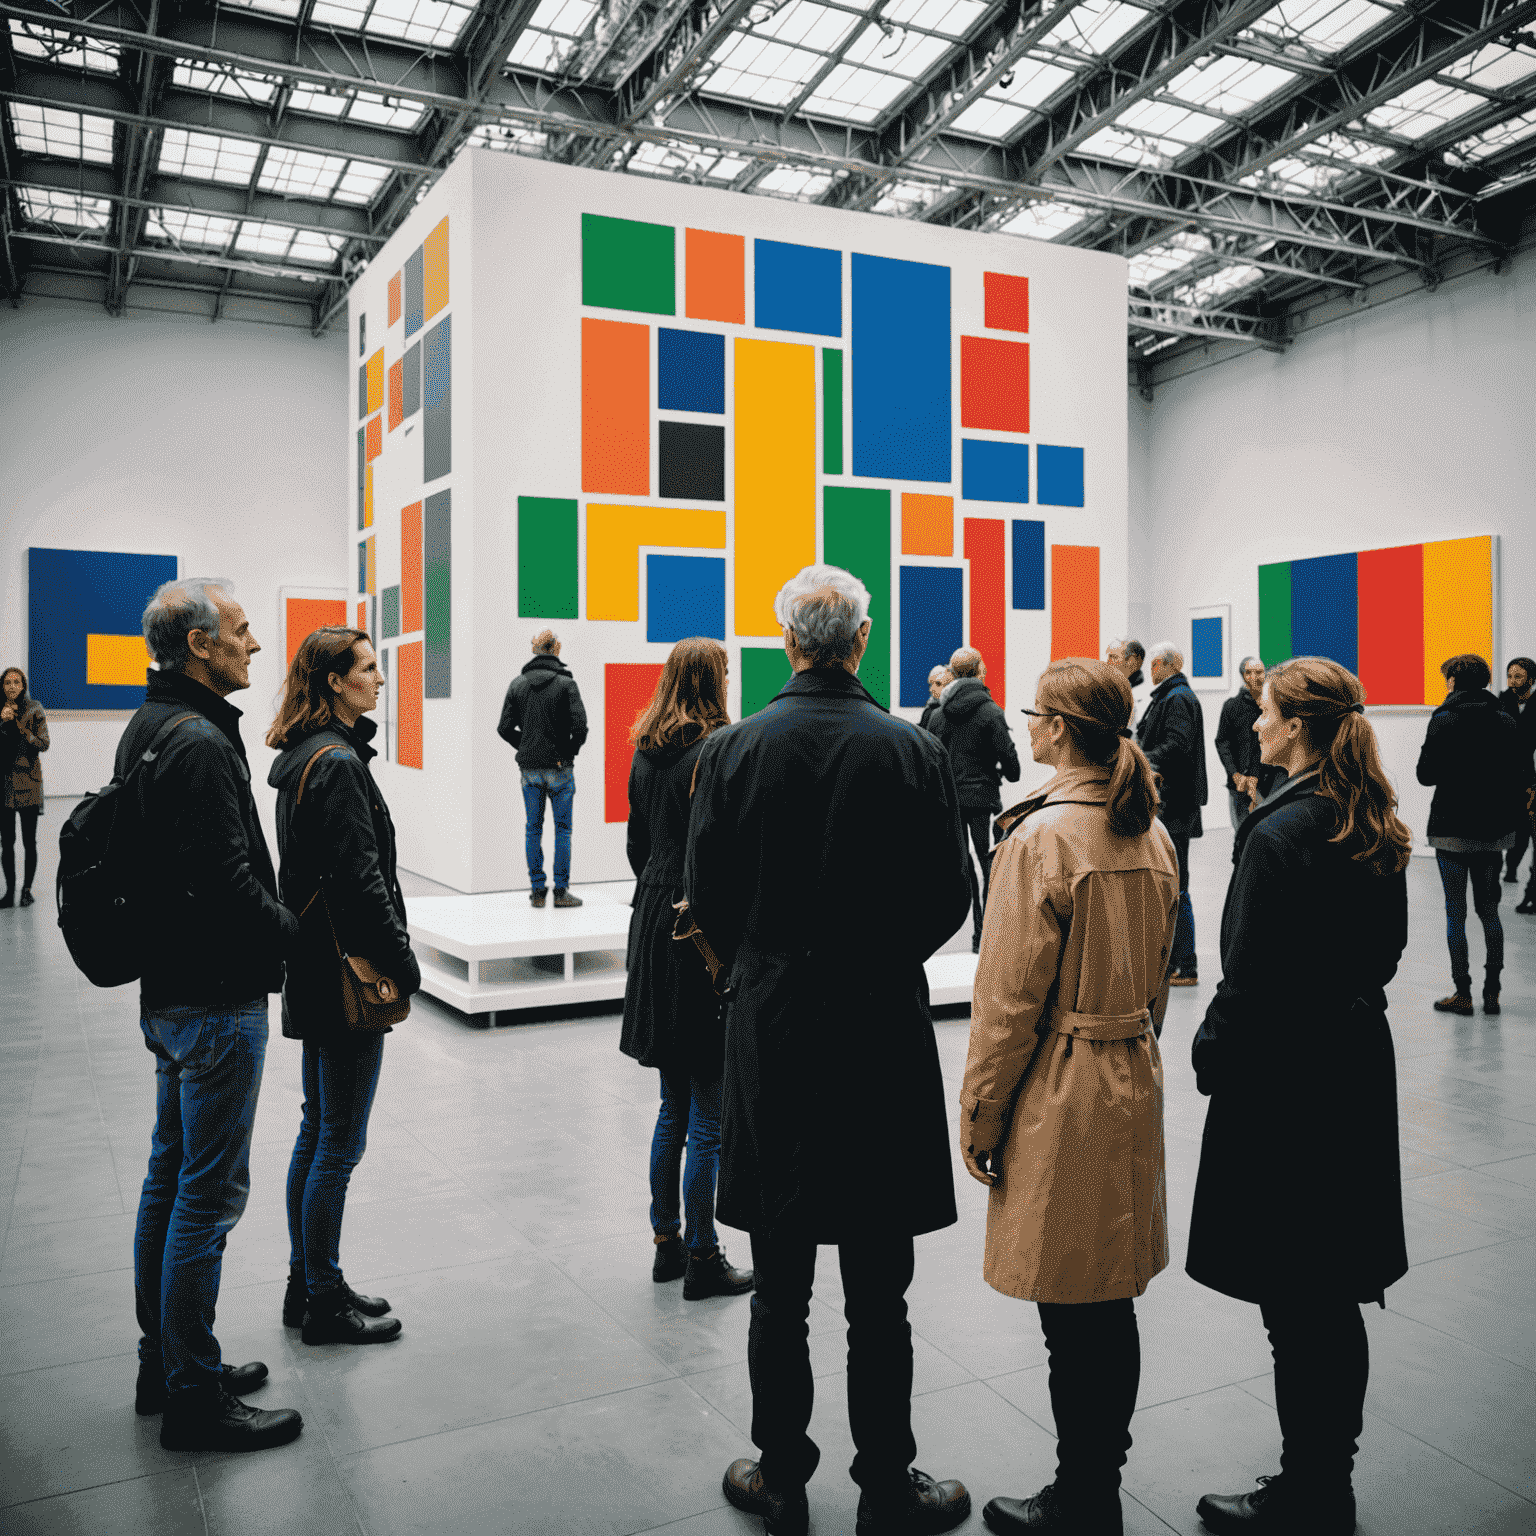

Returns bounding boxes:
[296,744,411,1032]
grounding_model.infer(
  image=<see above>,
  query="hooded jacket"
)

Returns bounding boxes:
[1416,689,1530,844]
[497,654,588,770]
[930,676,1021,813]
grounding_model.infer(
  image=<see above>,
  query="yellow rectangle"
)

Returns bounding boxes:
[1422,535,1493,704]
[86,633,152,687]
[366,348,385,416]
[366,535,376,597]
[586,505,727,622]
[735,338,816,636]
[424,217,449,322]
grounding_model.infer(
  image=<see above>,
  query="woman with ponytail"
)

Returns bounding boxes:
[1187,656,1411,1536]
[959,659,1180,1536]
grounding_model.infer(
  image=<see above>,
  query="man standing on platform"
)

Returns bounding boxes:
[1215,656,1280,829]
[686,564,974,1536]
[498,630,588,908]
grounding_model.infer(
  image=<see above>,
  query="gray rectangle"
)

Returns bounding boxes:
[358,361,368,420]
[424,488,450,699]
[423,316,450,484]
[403,340,421,419]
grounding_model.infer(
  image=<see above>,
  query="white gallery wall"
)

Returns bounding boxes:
[1128,246,1536,852]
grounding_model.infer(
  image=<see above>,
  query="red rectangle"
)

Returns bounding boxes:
[365,413,382,462]
[388,358,403,430]
[582,318,650,496]
[1051,545,1099,661]
[1358,543,1424,706]
[285,597,347,667]
[387,271,401,326]
[985,272,1028,333]
[356,601,365,630]
[961,336,1029,434]
[964,518,1006,710]
[401,500,423,633]
[397,640,423,769]
[605,662,665,823]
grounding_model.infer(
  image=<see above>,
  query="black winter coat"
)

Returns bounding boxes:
[1498,688,1536,772]
[1415,690,1529,843]
[115,670,297,1008]
[1138,672,1208,838]
[929,677,1021,813]
[268,716,420,1041]
[1187,774,1409,1304]
[620,732,724,1077]
[1213,688,1282,798]
[917,700,940,733]
[497,655,589,768]
[684,666,973,1241]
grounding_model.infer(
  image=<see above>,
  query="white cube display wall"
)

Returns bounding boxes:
[348,152,1128,893]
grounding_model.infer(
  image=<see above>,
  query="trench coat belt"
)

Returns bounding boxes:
[1046,1008,1153,1043]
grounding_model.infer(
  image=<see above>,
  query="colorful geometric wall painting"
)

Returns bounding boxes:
[1357,543,1423,708]
[685,228,744,324]
[284,595,346,666]
[605,661,666,821]
[583,318,650,496]
[658,422,726,501]
[823,486,891,709]
[963,439,1029,503]
[740,647,793,717]
[1037,445,1085,508]
[964,517,1006,709]
[388,358,404,431]
[1050,544,1100,661]
[755,239,841,337]
[1291,552,1358,676]
[365,414,383,462]
[401,501,423,632]
[822,349,843,475]
[423,217,449,322]
[387,271,401,327]
[404,244,424,336]
[365,349,384,415]
[424,489,451,698]
[397,639,423,769]
[519,497,579,619]
[1013,520,1045,610]
[902,493,953,557]
[586,505,728,622]
[1422,537,1493,706]
[27,547,177,709]
[960,336,1029,434]
[423,315,451,483]
[899,565,964,708]
[583,214,675,314]
[658,329,725,413]
[646,555,725,643]
[1191,615,1223,678]
[984,272,1029,332]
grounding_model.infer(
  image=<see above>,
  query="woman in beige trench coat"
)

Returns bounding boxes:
[960,658,1179,1536]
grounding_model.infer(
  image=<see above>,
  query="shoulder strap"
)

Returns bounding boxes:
[296,743,352,805]
[135,712,200,775]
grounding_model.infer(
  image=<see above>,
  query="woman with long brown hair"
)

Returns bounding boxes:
[0,666,49,908]
[960,659,1179,1535]
[266,627,417,1346]
[1188,657,1411,1536]
[619,637,753,1301]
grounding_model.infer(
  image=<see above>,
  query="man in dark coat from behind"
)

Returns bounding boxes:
[686,564,974,1536]
[1138,642,1208,984]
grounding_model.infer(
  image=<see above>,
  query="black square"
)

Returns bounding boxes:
[659,421,725,502]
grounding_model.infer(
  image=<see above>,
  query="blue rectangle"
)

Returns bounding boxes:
[1191,615,1223,677]
[404,244,424,337]
[658,329,725,414]
[647,555,726,643]
[423,314,450,483]
[358,540,367,595]
[962,439,1029,503]
[1037,444,1085,507]
[27,547,178,710]
[1012,519,1045,609]
[755,240,841,337]
[852,253,950,484]
[1291,552,1358,674]
[900,565,963,707]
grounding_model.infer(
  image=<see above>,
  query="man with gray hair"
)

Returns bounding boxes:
[687,565,974,1536]
[115,577,303,1453]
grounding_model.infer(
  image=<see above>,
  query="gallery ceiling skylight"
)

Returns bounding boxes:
[1452,106,1536,163]
[507,0,601,72]
[1079,97,1225,166]
[1161,55,1299,117]
[158,129,263,186]
[9,21,120,74]
[950,59,1074,140]
[146,209,243,250]
[19,189,113,230]
[234,220,347,265]
[1362,78,1497,141]
[1236,0,1391,60]
[173,63,281,104]
[10,104,116,165]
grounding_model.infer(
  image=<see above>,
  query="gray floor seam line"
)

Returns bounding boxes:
[1381,1301,1536,1374]
[0,1469,181,1515]
[190,1462,210,1536]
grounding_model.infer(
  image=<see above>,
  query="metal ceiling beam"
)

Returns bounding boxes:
[105,0,168,316]
[615,0,759,124]
[15,226,341,281]
[1127,295,1286,347]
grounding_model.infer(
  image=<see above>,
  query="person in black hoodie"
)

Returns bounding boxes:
[917,665,952,733]
[267,626,419,1345]
[1498,657,1536,910]
[930,647,1020,951]
[619,637,754,1302]
[498,630,590,907]
[1416,652,1531,1016]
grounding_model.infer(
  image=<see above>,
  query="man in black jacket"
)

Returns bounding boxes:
[687,565,973,1536]
[1138,642,1208,985]
[120,578,302,1454]
[930,647,1020,951]
[1214,657,1283,830]
[498,630,589,907]
[1498,657,1536,909]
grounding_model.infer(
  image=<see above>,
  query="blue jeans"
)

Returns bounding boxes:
[286,1033,385,1294]
[1169,830,1197,974]
[522,766,575,891]
[134,999,268,1394]
[1436,851,1503,995]
[649,1068,721,1253]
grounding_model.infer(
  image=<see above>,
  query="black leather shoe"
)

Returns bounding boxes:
[159,1384,302,1452]
[136,1360,270,1416]
[343,1281,391,1316]
[530,889,547,907]
[684,1246,754,1300]
[302,1287,402,1345]
[856,1467,971,1535]
[1517,897,1536,915]
[1196,1475,1356,1535]
[0,892,12,909]
[1484,993,1502,1016]
[285,1270,391,1327]
[653,1236,687,1283]
[722,1458,809,1536]
[1433,993,1474,1015]
[553,888,583,907]
[18,889,33,907]
[983,1483,1121,1534]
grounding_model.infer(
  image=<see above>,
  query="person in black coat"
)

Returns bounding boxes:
[929,647,1021,951]
[1214,657,1282,829]
[687,565,974,1536]
[917,665,952,733]
[1188,656,1412,1536]
[1416,653,1532,1014]
[1498,656,1536,908]
[1137,643,1208,983]
[619,636,753,1303]
[267,627,419,1348]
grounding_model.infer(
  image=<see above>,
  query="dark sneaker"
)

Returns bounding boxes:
[983,1482,1121,1534]
[159,1383,302,1452]
[722,1458,809,1536]
[530,889,547,907]
[1196,1474,1356,1535]
[856,1468,971,1535]
[1484,993,1501,1016]
[301,1287,402,1345]
[684,1246,754,1300]
[137,1360,269,1417]
[553,888,583,908]
[1433,994,1475,1015]
[653,1236,687,1283]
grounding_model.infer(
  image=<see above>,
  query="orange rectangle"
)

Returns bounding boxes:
[398,640,423,769]
[388,271,402,326]
[902,493,953,556]
[388,358,403,430]
[364,464,374,527]
[365,535,376,597]
[285,597,347,667]
[357,600,366,630]
[365,413,382,462]
[1050,544,1099,661]
[424,217,449,322]
[401,500,423,632]
[686,228,745,324]
[582,317,649,496]
[366,348,384,415]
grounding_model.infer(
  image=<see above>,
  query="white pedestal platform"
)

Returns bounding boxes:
[405,883,977,1022]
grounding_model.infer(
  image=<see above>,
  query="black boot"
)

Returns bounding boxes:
[286,1267,392,1327]
[983,1482,1121,1535]
[652,1235,687,1283]
[856,1467,972,1535]
[136,1360,269,1416]
[301,1284,402,1345]
[159,1382,302,1452]
[722,1458,809,1536]
[553,888,583,907]
[1196,1474,1356,1535]
[683,1246,754,1300]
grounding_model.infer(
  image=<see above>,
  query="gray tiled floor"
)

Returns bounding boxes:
[3,812,1535,1535]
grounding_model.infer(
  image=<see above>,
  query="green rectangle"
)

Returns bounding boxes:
[822,348,843,475]
[741,647,792,717]
[581,213,675,315]
[519,497,579,619]
[823,486,890,708]
[1258,561,1292,667]
[381,585,400,639]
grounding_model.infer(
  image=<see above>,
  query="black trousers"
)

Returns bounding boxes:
[1,806,40,894]
[1037,1299,1140,1497]
[1507,821,1536,898]
[747,1229,917,1499]
[1258,1294,1368,1492]
[962,809,994,941]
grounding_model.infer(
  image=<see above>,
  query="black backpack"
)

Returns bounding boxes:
[57,711,199,987]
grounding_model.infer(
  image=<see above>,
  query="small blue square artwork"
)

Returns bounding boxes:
[1191,615,1223,678]
[658,329,726,414]
[647,555,725,643]
[755,240,842,337]
[1037,445,1085,507]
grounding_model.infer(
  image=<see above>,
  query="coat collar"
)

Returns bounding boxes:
[1149,670,1189,702]
[996,767,1112,834]
[1233,766,1321,861]
[772,667,885,710]
[146,668,245,749]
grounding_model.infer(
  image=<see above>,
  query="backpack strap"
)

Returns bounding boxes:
[135,712,200,775]
[296,743,351,806]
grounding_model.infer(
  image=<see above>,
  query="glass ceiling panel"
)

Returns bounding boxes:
[751,1,859,53]
[1452,107,1536,163]
[1079,97,1223,165]
[1176,263,1265,306]
[870,178,945,215]
[219,0,304,19]
[1361,79,1489,140]
[1441,42,1536,93]
[159,127,263,185]
[1042,0,1145,60]
[1238,0,1390,59]
[1128,230,1211,289]
[507,0,598,70]
[1238,130,1392,194]
[345,91,427,129]
[336,161,391,202]
[9,22,119,73]
[705,35,828,108]
[10,104,116,164]
[465,122,551,156]
[235,219,345,264]
[755,164,834,200]
[997,198,1087,240]
[1162,55,1298,116]
[803,61,919,121]
[308,0,475,49]
[625,139,754,182]
[19,188,114,229]
[951,60,1074,140]
[174,63,280,103]
[147,208,241,249]
[259,146,349,198]
[840,24,951,78]
[881,0,987,41]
